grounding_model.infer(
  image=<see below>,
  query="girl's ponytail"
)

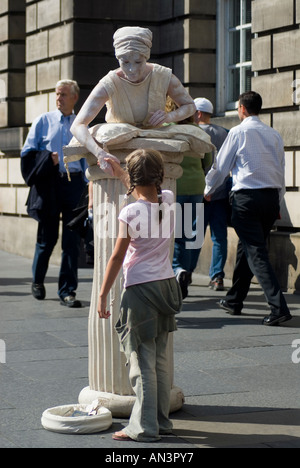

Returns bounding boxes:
[156,182,163,223]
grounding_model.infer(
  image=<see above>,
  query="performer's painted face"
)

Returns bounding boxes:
[118,51,148,83]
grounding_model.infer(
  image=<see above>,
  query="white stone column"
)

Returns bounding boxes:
[64,138,189,417]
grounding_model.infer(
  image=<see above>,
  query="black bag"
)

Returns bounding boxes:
[67,185,91,238]
[67,205,90,238]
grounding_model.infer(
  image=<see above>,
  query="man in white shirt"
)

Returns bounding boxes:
[204,91,292,326]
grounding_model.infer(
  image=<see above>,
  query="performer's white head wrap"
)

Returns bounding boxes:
[113,26,152,60]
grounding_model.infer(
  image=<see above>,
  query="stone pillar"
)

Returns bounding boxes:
[64,138,189,417]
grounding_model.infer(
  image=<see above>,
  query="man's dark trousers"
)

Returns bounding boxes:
[225,188,290,314]
[32,173,86,300]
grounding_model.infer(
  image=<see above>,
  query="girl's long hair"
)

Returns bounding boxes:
[125,148,164,222]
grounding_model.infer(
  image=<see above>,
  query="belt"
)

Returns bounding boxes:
[239,188,277,192]
[59,171,82,178]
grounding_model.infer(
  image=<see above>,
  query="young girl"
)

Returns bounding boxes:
[97,148,182,442]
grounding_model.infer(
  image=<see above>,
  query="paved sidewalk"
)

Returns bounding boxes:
[0,250,300,450]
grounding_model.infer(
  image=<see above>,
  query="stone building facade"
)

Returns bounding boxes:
[0,0,299,291]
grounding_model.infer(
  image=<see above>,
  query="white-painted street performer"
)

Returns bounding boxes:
[70,26,214,173]
[65,26,214,424]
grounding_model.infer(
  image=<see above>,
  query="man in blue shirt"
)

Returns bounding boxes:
[21,80,88,307]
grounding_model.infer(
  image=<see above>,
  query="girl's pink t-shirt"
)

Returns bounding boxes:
[118,190,175,288]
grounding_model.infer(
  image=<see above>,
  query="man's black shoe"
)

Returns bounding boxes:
[32,283,46,300]
[60,295,82,308]
[262,311,292,326]
[218,299,241,315]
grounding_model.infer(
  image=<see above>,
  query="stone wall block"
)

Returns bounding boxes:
[252,0,294,33]
[0,158,8,184]
[0,186,16,213]
[296,0,300,23]
[26,31,48,63]
[37,60,60,91]
[0,16,9,43]
[160,22,184,54]
[48,91,57,112]
[252,36,271,72]
[278,192,300,228]
[189,86,216,106]
[26,3,37,33]
[37,0,61,29]
[0,71,25,97]
[16,187,29,215]
[70,0,171,21]
[173,51,217,84]
[273,111,300,147]
[73,56,116,84]
[9,102,25,127]
[175,0,216,15]
[285,151,295,187]
[273,30,300,68]
[0,215,62,264]
[26,65,37,93]
[73,23,114,54]
[295,151,300,187]
[185,53,216,83]
[0,44,25,70]
[188,19,216,50]
[0,100,25,127]
[0,11,25,42]
[48,23,73,57]
[9,44,25,69]
[9,14,26,40]
[293,70,300,105]
[25,93,48,124]
[0,0,25,13]
[60,56,73,81]
[0,128,28,154]
[8,158,24,185]
[0,45,8,70]
[61,0,74,21]
[0,101,8,127]
[252,71,294,109]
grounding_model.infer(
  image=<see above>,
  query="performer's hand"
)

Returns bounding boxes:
[147,110,169,127]
[204,194,211,202]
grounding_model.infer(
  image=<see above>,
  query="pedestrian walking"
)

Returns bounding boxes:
[194,97,230,292]
[21,80,88,307]
[204,91,292,326]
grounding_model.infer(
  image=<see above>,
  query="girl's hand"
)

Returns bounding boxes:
[97,152,120,176]
[104,157,125,178]
[104,158,130,189]
[97,295,111,319]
